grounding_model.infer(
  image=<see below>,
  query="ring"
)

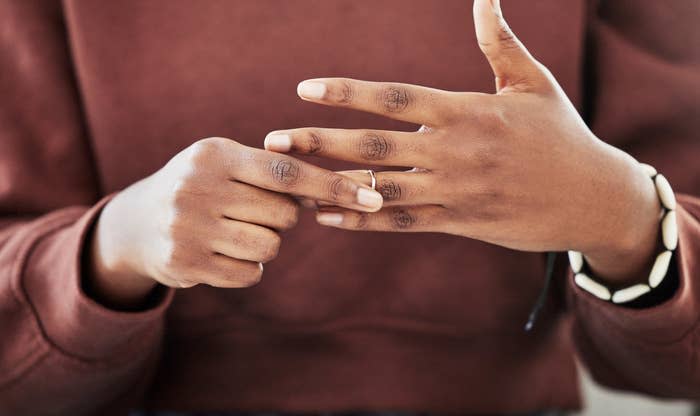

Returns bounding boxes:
[366,169,377,190]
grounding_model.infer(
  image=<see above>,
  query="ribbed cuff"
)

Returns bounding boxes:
[569,199,699,343]
[20,195,174,361]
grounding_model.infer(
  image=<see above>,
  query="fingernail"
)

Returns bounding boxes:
[356,187,383,209]
[297,81,327,100]
[317,212,343,226]
[264,133,292,152]
[298,198,317,209]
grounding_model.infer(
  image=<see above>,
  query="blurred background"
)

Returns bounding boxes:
[575,364,698,416]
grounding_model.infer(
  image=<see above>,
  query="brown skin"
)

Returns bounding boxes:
[88,137,383,308]
[90,0,661,308]
[265,0,663,287]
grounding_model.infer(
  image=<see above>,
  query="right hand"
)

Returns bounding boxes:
[87,137,384,308]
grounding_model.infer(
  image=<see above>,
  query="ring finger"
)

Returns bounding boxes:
[209,218,281,263]
[329,169,438,207]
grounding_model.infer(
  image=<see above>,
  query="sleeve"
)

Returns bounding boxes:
[567,0,700,399]
[0,2,174,414]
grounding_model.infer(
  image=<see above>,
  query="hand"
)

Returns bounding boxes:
[264,0,663,286]
[88,137,383,308]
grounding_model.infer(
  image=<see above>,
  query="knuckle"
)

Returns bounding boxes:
[354,212,369,229]
[189,137,228,165]
[379,85,411,113]
[325,174,355,202]
[390,207,416,229]
[337,80,355,104]
[260,232,282,262]
[431,93,464,125]
[477,39,494,54]
[269,158,301,186]
[279,203,300,229]
[478,16,517,53]
[305,131,324,154]
[376,179,402,201]
[358,133,393,161]
[227,227,246,248]
[444,93,471,119]
[200,136,233,148]
[189,140,215,161]
[452,93,495,125]
[476,105,507,129]
[496,22,518,49]
[465,109,508,140]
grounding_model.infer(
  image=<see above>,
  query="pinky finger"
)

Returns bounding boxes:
[201,254,264,288]
[315,205,449,233]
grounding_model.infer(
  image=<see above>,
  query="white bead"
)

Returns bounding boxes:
[574,273,611,301]
[662,210,678,251]
[639,163,657,178]
[612,284,651,304]
[654,174,676,210]
[649,250,673,288]
[568,250,584,273]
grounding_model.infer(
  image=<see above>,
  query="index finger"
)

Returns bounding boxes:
[228,146,384,212]
[296,78,462,126]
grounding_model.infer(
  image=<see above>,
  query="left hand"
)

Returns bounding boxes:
[264,0,663,285]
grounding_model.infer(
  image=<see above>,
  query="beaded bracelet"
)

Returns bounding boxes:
[569,163,678,304]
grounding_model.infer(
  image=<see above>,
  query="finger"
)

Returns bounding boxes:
[209,218,281,263]
[296,78,461,126]
[315,205,449,233]
[228,147,384,212]
[295,196,318,209]
[264,128,429,167]
[218,181,299,230]
[200,254,264,288]
[473,0,546,91]
[331,170,437,207]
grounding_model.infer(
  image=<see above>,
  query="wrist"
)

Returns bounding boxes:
[578,153,664,286]
[86,189,158,310]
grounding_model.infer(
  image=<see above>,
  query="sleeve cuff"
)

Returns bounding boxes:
[569,197,700,343]
[18,195,174,361]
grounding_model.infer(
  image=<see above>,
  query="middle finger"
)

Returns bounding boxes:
[265,128,431,167]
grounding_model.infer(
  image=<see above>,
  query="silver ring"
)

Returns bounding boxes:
[366,169,377,190]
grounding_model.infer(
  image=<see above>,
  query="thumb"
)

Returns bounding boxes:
[473,0,543,91]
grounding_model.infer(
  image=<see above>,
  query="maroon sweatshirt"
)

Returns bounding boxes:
[1,0,699,414]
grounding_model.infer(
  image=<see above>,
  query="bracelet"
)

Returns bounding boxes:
[568,163,678,304]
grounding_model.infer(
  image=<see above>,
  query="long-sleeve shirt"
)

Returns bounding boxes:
[0,0,699,414]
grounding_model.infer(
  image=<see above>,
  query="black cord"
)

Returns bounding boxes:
[524,251,558,331]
